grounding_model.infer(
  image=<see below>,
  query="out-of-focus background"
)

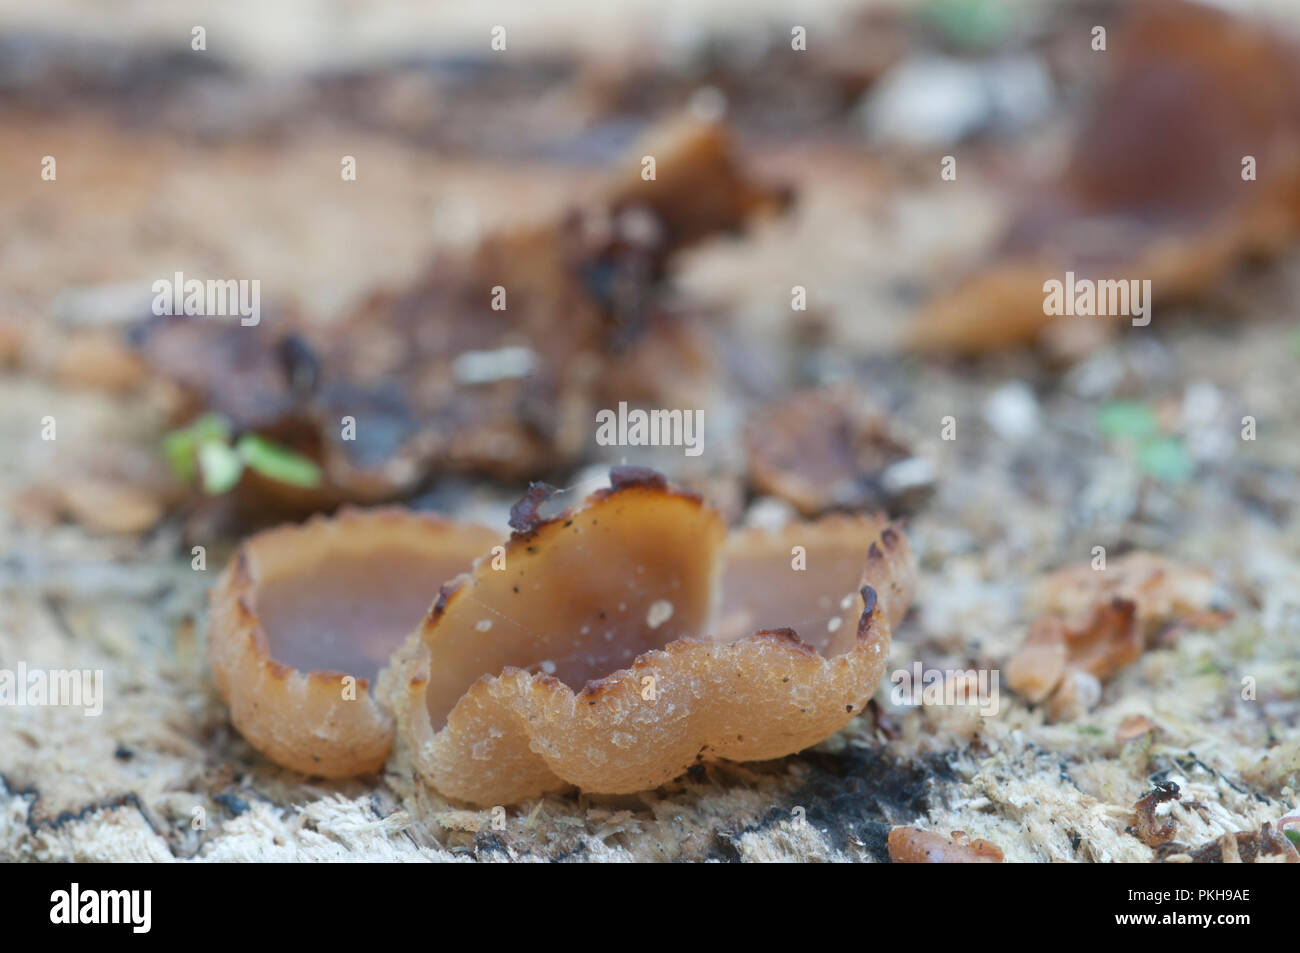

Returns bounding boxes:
[2,0,1299,862]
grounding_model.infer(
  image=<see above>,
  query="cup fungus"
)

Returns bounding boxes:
[384,467,914,805]
[907,0,1300,354]
[209,508,498,777]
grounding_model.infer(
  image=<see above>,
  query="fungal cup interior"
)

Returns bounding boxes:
[251,521,494,683]
[421,486,876,728]
[717,525,874,656]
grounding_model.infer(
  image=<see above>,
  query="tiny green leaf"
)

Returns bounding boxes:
[197,441,244,494]
[162,432,197,482]
[1097,401,1158,439]
[162,414,232,482]
[1285,829,1299,847]
[1139,436,1193,483]
[922,0,1011,49]
[236,435,322,488]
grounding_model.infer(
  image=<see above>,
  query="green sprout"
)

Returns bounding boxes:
[1097,401,1192,484]
[162,414,322,494]
[235,434,323,488]
[1286,829,1300,847]
[1097,401,1158,439]
[197,440,244,494]
[162,413,230,483]
[1138,437,1194,484]
[921,0,1012,50]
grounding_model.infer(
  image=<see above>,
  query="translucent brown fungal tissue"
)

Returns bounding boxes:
[209,508,498,777]
[1007,598,1141,722]
[136,116,787,515]
[887,827,1004,863]
[1131,781,1182,847]
[744,386,924,517]
[1179,823,1300,864]
[907,0,1300,354]
[384,467,915,805]
[1027,552,1229,639]
[1007,552,1228,721]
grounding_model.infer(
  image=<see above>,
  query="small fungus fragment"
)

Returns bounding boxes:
[887,827,1004,863]
[1131,780,1181,847]
[1180,822,1300,863]
[745,386,924,516]
[1115,715,1159,742]
[1008,552,1228,721]
[1007,598,1140,721]
[1028,552,1230,640]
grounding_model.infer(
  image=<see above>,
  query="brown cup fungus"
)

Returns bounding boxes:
[209,508,498,777]
[907,0,1300,354]
[385,467,915,805]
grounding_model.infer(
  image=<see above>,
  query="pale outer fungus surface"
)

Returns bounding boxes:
[208,507,499,778]
[384,468,915,805]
